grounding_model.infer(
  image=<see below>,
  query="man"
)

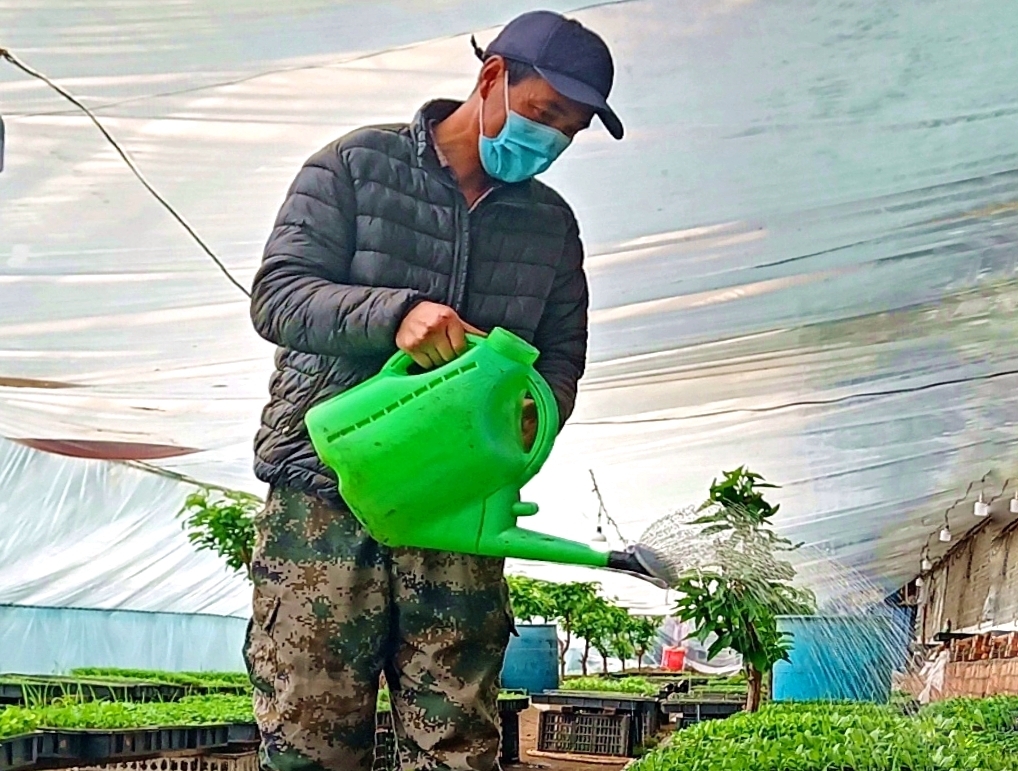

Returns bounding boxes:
[245,10,623,771]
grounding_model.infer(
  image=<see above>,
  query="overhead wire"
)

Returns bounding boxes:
[0,47,251,298]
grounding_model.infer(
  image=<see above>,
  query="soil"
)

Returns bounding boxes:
[507,708,630,771]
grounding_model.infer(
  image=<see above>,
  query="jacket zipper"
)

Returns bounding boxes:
[446,185,500,313]
[446,194,471,313]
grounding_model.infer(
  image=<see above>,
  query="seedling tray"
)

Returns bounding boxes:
[0,676,247,707]
[532,690,659,711]
[0,724,257,771]
[496,694,529,714]
[662,698,743,728]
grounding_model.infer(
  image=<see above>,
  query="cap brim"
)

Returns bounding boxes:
[536,66,624,140]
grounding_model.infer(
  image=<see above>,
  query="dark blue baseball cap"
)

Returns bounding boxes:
[475,10,623,140]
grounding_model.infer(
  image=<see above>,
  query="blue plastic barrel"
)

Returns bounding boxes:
[501,623,559,694]
[772,615,901,703]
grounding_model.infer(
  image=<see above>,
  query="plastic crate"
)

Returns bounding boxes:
[537,710,631,757]
[531,691,660,751]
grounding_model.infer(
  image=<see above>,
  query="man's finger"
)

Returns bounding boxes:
[448,320,468,355]
[433,333,456,363]
[409,350,432,370]
[422,346,445,369]
[462,321,487,337]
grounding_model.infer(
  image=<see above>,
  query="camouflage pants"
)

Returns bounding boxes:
[243,486,513,771]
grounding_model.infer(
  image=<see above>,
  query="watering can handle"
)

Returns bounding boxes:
[378,332,559,479]
[380,334,486,376]
[522,367,559,481]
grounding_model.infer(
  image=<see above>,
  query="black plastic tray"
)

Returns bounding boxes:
[1,734,40,771]
[496,695,530,713]
[662,699,743,722]
[0,723,257,771]
[531,691,659,711]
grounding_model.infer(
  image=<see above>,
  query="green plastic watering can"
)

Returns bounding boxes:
[305,327,660,581]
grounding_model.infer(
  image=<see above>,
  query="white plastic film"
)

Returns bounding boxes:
[1,0,1017,618]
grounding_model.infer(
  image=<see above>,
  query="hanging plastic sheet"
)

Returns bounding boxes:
[0,438,250,616]
[0,604,248,674]
[1,0,1018,622]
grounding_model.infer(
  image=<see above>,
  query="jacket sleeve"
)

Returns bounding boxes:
[533,219,589,429]
[250,145,423,357]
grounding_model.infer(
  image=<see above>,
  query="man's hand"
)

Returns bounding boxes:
[522,397,537,451]
[396,301,484,369]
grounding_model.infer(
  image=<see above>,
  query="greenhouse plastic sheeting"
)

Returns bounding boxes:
[0,438,249,616]
[0,604,248,674]
[2,0,1018,622]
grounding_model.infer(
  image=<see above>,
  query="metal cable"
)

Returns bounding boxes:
[0,48,251,298]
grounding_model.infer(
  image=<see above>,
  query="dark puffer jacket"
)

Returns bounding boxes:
[250,99,589,504]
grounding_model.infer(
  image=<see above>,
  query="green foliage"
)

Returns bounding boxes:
[507,576,662,674]
[69,669,251,690]
[560,676,660,697]
[922,695,1018,747]
[631,698,1018,771]
[607,610,637,668]
[506,575,556,623]
[0,695,255,740]
[571,594,622,674]
[544,580,600,629]
[543,580,601,677]
[704,466,780,524]
[671,468,815,710]
[177,488,260,577]
[627,615,664,670]
[688,682,749,696]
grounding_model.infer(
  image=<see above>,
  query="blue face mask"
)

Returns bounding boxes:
[479,72,572,183]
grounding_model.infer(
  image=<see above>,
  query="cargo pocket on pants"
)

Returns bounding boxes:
[244,593,281,696]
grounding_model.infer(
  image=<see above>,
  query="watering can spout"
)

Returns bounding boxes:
[486,518,669,589]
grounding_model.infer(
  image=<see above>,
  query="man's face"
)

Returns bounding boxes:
[480,57,595,140]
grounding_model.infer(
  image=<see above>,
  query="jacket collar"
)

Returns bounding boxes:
[412,99,462,168]
[412,99,527,200]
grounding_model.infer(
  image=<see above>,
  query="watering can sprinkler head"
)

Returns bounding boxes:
[604,544,671,589]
